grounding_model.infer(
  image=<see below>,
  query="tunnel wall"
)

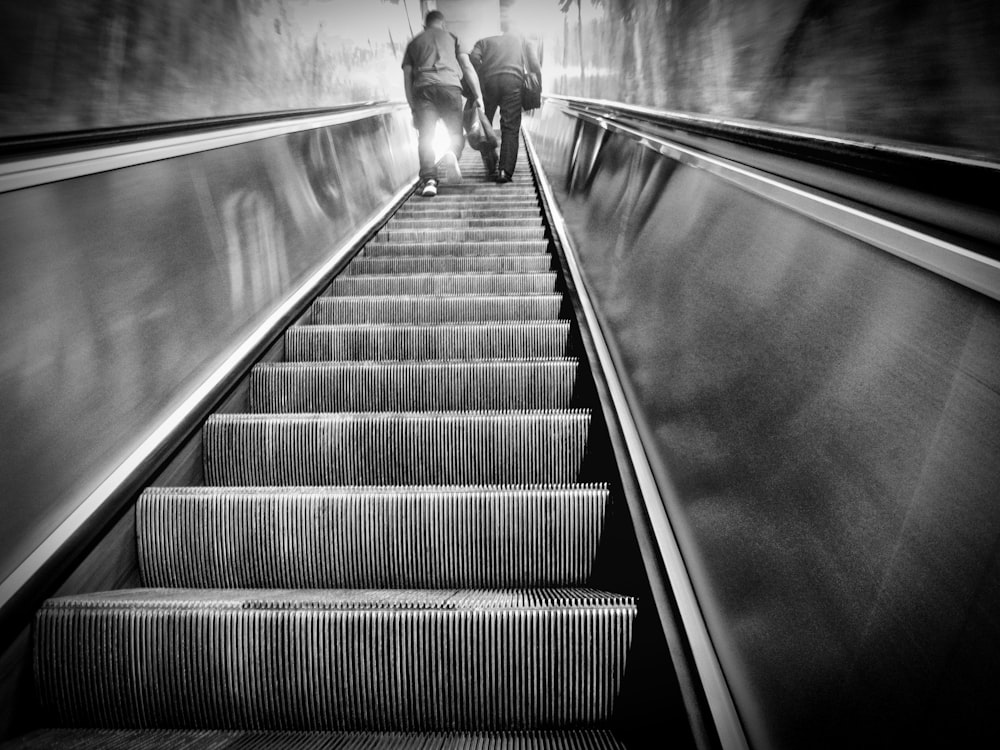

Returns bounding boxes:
[0,0,414,138]
[0,108,417,595]
[519,0,1000,160]
[525,103,1000,750]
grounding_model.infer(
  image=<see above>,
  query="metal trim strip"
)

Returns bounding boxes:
[567,108,1000,303]
[0,103,407,194]
[547,94,1000,171]
[523,130,750,750]
[0,177,418,622]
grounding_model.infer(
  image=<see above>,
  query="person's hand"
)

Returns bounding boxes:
[475,97,485,111]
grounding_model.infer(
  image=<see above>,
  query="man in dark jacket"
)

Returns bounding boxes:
[470,21,541,183]
[402,10,484,197]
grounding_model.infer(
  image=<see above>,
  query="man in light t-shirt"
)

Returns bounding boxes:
[402,10,484,197]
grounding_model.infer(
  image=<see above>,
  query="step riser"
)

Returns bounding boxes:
[387,218,543,229]
[283,324,573,361]
[8,729,629,750]
[375,229,545,242]
[203,413,591,485]
[249,361,581,412]
[362,241,549,257]
[344,256,553,275]
[138,487,608,588]
[395,209,540,219]
[310,296,566,325]
[328,274,559,296]
[35,604,633,730]
[409,197,537,205]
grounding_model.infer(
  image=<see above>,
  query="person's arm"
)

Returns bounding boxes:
[470,40,484,71]
[524,40,541,80]
[402,64,415,111]
[458,52,484,110]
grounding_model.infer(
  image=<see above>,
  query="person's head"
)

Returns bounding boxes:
[425,10,445,28]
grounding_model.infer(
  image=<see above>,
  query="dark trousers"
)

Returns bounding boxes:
[412,85,465,181]
[482,73,522,176]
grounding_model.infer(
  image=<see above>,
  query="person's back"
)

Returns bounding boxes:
[404,25,464,91]
[401,11,483,197]
[470,26,540,183]
[470,33,525,81]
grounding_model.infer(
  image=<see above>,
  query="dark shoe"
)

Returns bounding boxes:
[496,170,511,184]
[420,178,438,197]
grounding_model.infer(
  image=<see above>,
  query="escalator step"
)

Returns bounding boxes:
[0,728,629,749]
[35,588,635,730]
[328,273,558,296]
[283,322,572,361]
[375,228,544,243]
[387,217,543,229]
[408,195,537,205]
[310,294,565,325]
[248,359,581,412]
[400,203,540,214]
[362,241,549,257]
[344,255,552,275]
[394,207,540,219]
[138,484,609,588]
[203,410,591,486]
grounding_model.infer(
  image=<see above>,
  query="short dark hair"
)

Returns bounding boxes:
[425,10,445,26]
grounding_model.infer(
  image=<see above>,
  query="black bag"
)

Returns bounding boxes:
[463,99,498,152]
[521,40,541,111]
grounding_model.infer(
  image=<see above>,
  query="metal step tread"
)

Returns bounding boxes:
[309,294,566,324]
[0,729,629,750]
[202,410,592,486]
[344,256,553,274]
[248,358,581,412]
[40,587,635,611]
[362,241,550,256]
[139,483,608,589]
[283,321,574,362]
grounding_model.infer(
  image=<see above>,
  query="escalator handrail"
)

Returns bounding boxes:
[542,98,1000,304]
[0,101,408,194]
[546,93,1000,186]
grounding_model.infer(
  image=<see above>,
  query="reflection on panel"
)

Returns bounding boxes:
[525,102,1000,750]
[0,108,417,586]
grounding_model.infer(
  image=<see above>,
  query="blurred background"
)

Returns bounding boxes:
[1,0,998,158]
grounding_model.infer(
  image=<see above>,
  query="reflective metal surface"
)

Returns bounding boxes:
[526,101,1000,750]
[0,108,417,590]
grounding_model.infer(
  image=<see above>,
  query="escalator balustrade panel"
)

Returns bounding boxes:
[20,147,639,749]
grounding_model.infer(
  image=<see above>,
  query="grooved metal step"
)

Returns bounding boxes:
[202,410,592,486]
[21,141,642,748]
[283,322,573,361]
[374,227,544,243]
[35,588,635,730]
[310,294,566,325]
[248,359,581,412]
[394,207,540,219]
[138,484,608,588]
[387,217,543,230]
[0,729,629,750]
[409,195,537,205]
[344,255,552,275]
[362,240,549,257]
[328,273,558,296]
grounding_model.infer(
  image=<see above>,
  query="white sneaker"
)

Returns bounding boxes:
[437,151,462,184]
[421,178,438,197]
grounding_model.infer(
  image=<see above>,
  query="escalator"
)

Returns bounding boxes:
[3,145,668,749]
